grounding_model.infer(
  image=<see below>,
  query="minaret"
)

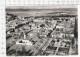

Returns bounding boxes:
[24,32,26,39]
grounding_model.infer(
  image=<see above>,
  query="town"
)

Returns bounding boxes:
[6,12,78,56]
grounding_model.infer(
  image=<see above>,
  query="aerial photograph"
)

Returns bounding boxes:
[6,5,78,56]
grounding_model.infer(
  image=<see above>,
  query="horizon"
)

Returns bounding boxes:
[6,5,77,17]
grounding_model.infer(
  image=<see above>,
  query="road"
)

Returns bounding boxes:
[32,38,52,56]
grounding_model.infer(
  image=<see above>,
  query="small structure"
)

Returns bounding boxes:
[16,39,33,45]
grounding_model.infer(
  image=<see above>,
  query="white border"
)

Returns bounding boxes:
[0,0,6,57]
[6,0,79,6]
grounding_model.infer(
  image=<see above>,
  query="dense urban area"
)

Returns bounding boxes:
[6,11,78,56]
